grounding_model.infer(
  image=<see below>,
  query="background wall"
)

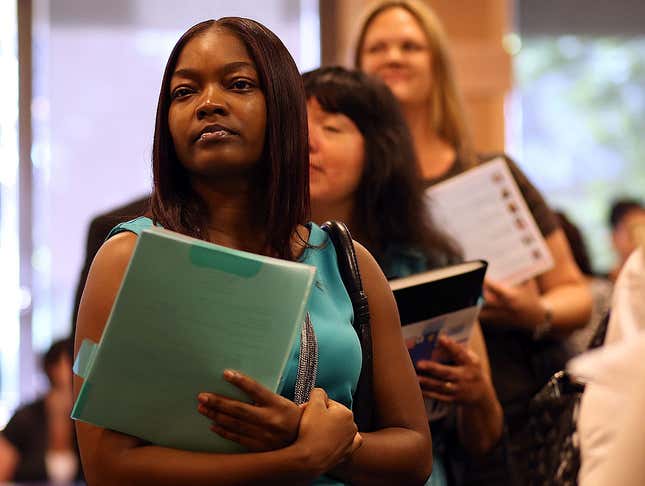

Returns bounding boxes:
[2,0,320,425]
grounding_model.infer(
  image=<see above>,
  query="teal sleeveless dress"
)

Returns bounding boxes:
[108,217,362,485]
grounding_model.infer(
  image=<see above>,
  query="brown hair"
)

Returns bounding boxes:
[151,18,309,260]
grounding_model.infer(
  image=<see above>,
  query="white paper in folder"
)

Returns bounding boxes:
[425,157,553,285]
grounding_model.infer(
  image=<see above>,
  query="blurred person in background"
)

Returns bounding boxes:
[608,198,645,282]
[353,1,592,482]
[0,338,82,483]
[575,237,645,484]
[555,211,613,355]
[304,66,503,486]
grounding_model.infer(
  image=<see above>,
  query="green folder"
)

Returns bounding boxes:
[72,226,316,453]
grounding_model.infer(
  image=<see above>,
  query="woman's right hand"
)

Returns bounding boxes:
[197,370,304,452]
[295,388,362,475]
[415,335,489,405]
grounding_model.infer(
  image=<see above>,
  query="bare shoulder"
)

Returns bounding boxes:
[95,231,139,266]
[352,240,387,290]
[352,240,401,330]
[84,231,138,301]
[75,232,138,349]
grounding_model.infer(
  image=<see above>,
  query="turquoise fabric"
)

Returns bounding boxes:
[380,244,461,279]
[425,450,448,486]
[109,217,362,485]
[381,244,430,279]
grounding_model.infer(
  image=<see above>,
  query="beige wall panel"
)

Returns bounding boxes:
[464,95,507,153]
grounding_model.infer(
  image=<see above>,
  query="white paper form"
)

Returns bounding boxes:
[425,157,553,285]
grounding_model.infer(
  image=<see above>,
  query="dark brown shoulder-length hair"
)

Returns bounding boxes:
[303,66,460,264]
[151,18,309,260]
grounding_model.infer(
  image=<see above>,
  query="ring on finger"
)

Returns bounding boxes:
[443,381,455,392]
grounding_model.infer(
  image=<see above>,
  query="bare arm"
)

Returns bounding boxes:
[330,242,433,486]
[538,229,593,334]
[74,233,355,486]
[0,435,18,481]
[456,324,503,455]
[416,322,503,456]
[481,229,592,337]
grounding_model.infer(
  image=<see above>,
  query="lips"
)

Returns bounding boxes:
[379,70,410,82]
[194,124,238,143]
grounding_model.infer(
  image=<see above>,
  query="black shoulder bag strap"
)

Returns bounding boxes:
[320,221,374,432]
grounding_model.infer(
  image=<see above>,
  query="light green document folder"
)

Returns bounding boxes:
[72,226,316,452]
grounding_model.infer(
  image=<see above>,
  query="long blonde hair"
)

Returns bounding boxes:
[353,0,476,169]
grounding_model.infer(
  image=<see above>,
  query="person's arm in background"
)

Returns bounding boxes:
[479,156,592,337]
[329,242,433,486]
[0,435,19,481]
[75,233,360,486]
[482,229,592,337]
[537,229,593,334]
[416,323,503,455]
[456,324,503,454]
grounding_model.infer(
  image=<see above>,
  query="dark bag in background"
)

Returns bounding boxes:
[321,221,375,432]
[527,311,610,486]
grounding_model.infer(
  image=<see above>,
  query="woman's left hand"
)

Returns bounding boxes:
[415,335,489,405]
[197,370,304,452]
[479,279,546,330]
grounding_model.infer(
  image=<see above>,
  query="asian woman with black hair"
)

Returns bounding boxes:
[304,66,503,486]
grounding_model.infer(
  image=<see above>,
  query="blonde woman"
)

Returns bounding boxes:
[353,1,592,483]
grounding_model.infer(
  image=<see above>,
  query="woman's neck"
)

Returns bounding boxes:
[402,102,456,181]
[191,176,265,253]
[311,199,355,232]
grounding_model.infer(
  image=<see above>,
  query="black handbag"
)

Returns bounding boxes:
[527,311,610,486]
[321,221,375,432]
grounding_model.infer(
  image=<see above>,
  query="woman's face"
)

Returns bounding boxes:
[359,7,432,106]
[308,98,365,208]
[48,354,72,390]
[168,28,267,178]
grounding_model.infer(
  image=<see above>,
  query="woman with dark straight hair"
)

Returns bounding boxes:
[150,18,309,259]
[305,66,459,272]
[74,18,431,486]
[305,66,503,486]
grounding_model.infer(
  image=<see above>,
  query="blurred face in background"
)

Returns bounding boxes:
[46,353,72,391]
[359,7,432,107]
[307,98,365,208]
[613,207,645,262]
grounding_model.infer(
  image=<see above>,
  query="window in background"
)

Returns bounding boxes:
[509,35,645,274]
[0,0,21,427]
[9,0,320,415]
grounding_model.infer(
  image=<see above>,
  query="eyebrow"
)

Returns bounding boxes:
[171,61,257,80]
[318,111,355,127]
